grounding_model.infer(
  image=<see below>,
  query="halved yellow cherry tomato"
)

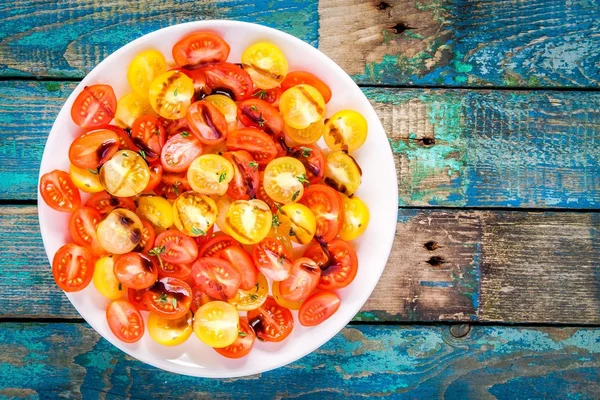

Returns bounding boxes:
[280,203,316,244]
[204,94,238,132]
[263,157,306,204]
[283,119,324,145]
[269,212,294,255]
[136,195,174,230]
[69,163,104,193]
[148,71,194,119]
[93,256,126,300]
[272,281,303,310]
[99,150,150,197]
[339,194,370,241]
[279,84,325,129]
[127,49,168,97]
[187,154,234,196]
[114,92,157,129]
[228,273,268,311]
[96,208,143,254]
[241,42,288,89]
[324,110,368,152]
[172,191,217,237]
[148,310,193,346]
[193,301,239,348]
[225,199,272,245]
[215,196,233,235]
[323,151,362,196]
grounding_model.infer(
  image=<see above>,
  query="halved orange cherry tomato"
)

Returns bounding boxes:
[128,288,149,311]
[225,199,272,245]
[107,300,145,343]
[289,145,325,185]
[298,291,340,327]
[154,230,198,264]
[226,128,278,168]
[281,71,332,103]
[114,92,157,129]
[69,163,104,193]
[134,219,156,254]
[69,207,105,257]
[144,277,192,319]
[71,84,116,129]
[160,132,204,172]
[172,32,230,67]
[220,246,258,290]
[214,318,256,359]
[148,70,195,119]
[237,98,283,136]
[323,110,368,152]
[102,125,137,151]
[283,119,324,145]
[193,301,239,348]
[187,154,234,196]
[198,232,240,257]
[222,150,259,200]
[114,252,158,290]
[40,170,81,212]
[279,258,321,302]
[247,297,294,342]
[201,62,254,101]
[339,194,370,241]
[280,203,316,244]
[192,257,242,300]
[252,237,292,281]
[69,129,120,169]
[145,163,163,192]
[279,84,325,129]
[131,115,166,162]
[299,184,343,242]
[228,272,268,311]
[252,87,283,108]
[52,243,93,292]
[186,100,228,144]
[84,191,136,215]
[304,239,358,290]
[148,310,193,346]
[154,170,191,199]
[263,157,306,204]
[272,281,303,310]
[241,42,288,89]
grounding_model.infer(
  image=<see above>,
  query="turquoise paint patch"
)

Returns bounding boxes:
[419,281,453,288]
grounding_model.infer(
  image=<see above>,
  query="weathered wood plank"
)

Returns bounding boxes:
[319,0,600,87]
[3,206,600,324]
[2,81,600,207]
[0,323,598,398]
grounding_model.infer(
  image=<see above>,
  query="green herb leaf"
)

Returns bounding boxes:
[257,113,265,127]
[292,190,300,201]
[87,168,98,175]
[250,105,259,111]
[174,88,178,97]
[173,183,180,196]
[218,172,227,183]
[289,228,296,236]
[191,227,206,236]
[171,297,178,308]
[158,293,168,303]
[138,150,146,160]
[122,152,129,157]
[272,214,280,227]
[154,130,161,136]
[296,173,309,186]
[249,294,259,301]
[253,90,268,100]
[248,161,258,171]
[238,331,248,337]
[181,131,190,138]
[301,147,312,157]
[149,245,166,256]
[278,255,286,265]
[275,203,283,213]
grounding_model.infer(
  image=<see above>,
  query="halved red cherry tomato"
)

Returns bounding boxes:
[226,128,277,168]
[102,125,137,151]
[71,84,117,128]
[247,297,294,342]
[299,184,343,242]
[298,291,340,326]
[222,150,259,200]
[214,318,256,359]
[160,132,204,172]
[186,101,228,144]
[177,68,209,95]
[279,258,321,302]
[84,191,136,215]
[131,115,166,163]
[144,277,192,319]
[154,170,192,199]
[289,145,325,185]
[134,219,156,254]
[159,117,190,138]
[237,99,283,136]
[40,170,81,212]
[69,207,105,257]
[69,129,120,169]
[190,286,214,313]
[145,163,163,192]
[52,243,93,292]
[281,71,332,103]
[198,232,240,257]
[201,62,253,101]
[252,237,292,281]
[113,252,158,290]
[252,87,283,108]
[220,246,258,290]
[157,260,192,280]
[106,300,144,343]
[128,288,149,311]
[304,239,358,290]
[172,32,230,67]
[191,257,242,300]
[155,230,198,264]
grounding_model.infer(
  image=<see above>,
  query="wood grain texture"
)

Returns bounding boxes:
[3,81,600,208]
[0,323,598,398]
[319,0,600,87]
[4,206,600,324]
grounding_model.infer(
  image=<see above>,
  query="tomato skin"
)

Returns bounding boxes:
[84,191,136,215]
[69,207,105,257]
[214,318,256,359]
[186,101,228,144]
[131,115,166,162]
[289,145,325,185]
[220,246,258,290]
[201,62,254,101]
[52,243,94,292]
[154,170,192,199]
[191,257,242,300]
[247,297,294,342]
[157,260,192,280]
[128,288,149,311]
[252,237,293,281]
[281,71,332,103]
[252,87,283,108]
[304,240,358,290]
[256,171,279,212]
[237,99,283,136]
[198,232,240,257]
[279,258,321,302]
[101,125,137,151]
[145,163,163,192]
[71,85,117,128]
[40,170,81,212]
[194,224,214,248]
[155,230,198,264]
[299,184,344,243]
[172,32,230,67]
[298,291,341,327]
[134,219,156,254]
[159,117,190,138]
[177,68,209,95]
[190,286,214,314]
[106,300,145,343]
[222,151,259,200]
[160,132,204,172]
[144,277,192,319]
[69,129,120,169]
[226,128,278,168]
[114,252,159,290]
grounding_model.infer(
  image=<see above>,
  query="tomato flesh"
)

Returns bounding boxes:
[144,277,192,319]
[247,297,294,342]
[223,150,259,200]
[69,129,120,169]
[155,231,198,264]
[299,184,343,243]
[173,32,230,67]
[52,243,94,292]
[131,115,166,162]
[226,128,278,168]
[214,318,256,359]
[202,62,254,101]
[69,207,105,257]
[71,84,117,128]
[40,170,81,212]
[106,300,145,343]
[252,237,292,281]
[198,233,240,257]
[191,257,242,300]
[113,252,158,290]
[304,240,358,290]
[298,291,341,326]
[237,98,283,136]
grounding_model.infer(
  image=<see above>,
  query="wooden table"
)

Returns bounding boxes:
[1,0,599,398]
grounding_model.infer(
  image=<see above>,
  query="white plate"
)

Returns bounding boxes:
[38,20,398,378]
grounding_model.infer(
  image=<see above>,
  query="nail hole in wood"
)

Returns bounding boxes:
[389,22,415,35]
[450,324,471,338]
[420,137,435,146]
[426,256,445,266]
[376,1,391,10]
[424,241,439,251]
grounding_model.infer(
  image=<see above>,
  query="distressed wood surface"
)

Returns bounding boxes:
[2,81,599,208]
[1,1,599,88]
[0,323,598,399]
[3,205,599,324]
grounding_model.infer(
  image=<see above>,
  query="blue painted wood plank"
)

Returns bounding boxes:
[0,323,598,398]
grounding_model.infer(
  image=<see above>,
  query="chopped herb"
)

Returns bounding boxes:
[138,150,146,160]
[289,228,296,236]
[173,183,180,196]
[238,331,248,337]
[158,293,168,303]
[87,168,98,175]
[85,183,90,187]
[253,90,268,100]
[171,297,178,308]
[249,294,259,301]
[255,282,260,290]
[275,203,283,213]
[191,227,206,236]
[118,282,123,291]
[149,245,166,269]
[272,214,280,227]
[248,161,258,171]
[301,147,312,157]
[292,190,300,201]
[174,88,178,97]
[257,113,265,127]
[250,105,259,111]
[122,152,129,157]
[278,255,286,265]
[218,172,227,183]
[181,131,190,138]
[296,173,310,186]
[168,160,176,166]
[154,130,161,136]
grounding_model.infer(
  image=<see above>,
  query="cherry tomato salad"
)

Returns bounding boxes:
[40,31,370,357]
